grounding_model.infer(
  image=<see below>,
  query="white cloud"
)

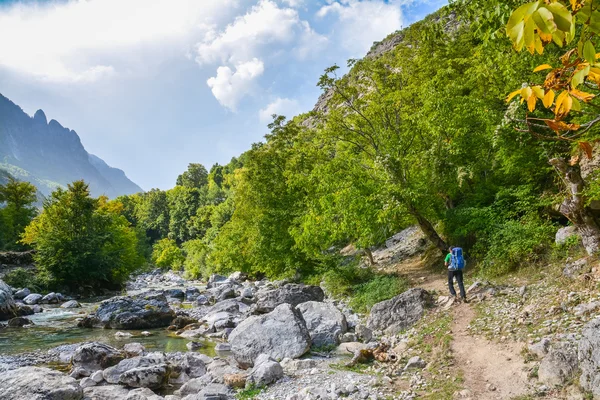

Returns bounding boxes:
[281,0,305,7]
[207,58,265,111]
[196,0,323,66]
[259,97,301,123]
[317,0,405,56]
[0,0,234,83]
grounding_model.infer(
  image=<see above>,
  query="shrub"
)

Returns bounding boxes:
[3,267,46,292]
[152,238,185,270]
[182,239,211,279]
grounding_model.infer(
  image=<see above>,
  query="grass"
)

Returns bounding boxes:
[236,386,264,400]
[329,360,374,374]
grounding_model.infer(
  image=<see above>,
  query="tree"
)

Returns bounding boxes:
[176,163,209,189]
[0,178,37,250]
[151,238,184,269]
[21,181,143,291]
[503,0,600,254]
[134,189,170,242]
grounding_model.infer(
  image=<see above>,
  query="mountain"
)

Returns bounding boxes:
[0,93,142,198]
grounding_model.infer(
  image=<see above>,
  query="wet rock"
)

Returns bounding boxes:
[116,331,134,339]
[187,341,204,351]
[366,288,432,335]
[579,317,600,397]
[79,292,175,330]
[23,293,42,305]
[255,284,324,313]
[41,292,63,304]
[246,354,283,387]
[0,366,82,400]
[61,300,81,308]
[15,304,34,316]
[0,279,17,321]
[171,316,197,330]
[539,342,578,386]
[297,301,347,347]
[229,303,311,367]
[13,288,30,300]
[7,316,33,327]
[71,342,125,377]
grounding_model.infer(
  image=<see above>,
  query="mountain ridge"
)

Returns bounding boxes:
[0,93,143,198]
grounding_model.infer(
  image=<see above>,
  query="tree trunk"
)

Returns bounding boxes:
[408,205,447,255]
[550,158,600,255]
[363,248,375,266]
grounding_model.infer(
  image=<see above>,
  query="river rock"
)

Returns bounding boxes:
[0,279,17,321]
[229,303,311,367]
[579,317,600,397]
[23,293,43,305]
[539,341,578,386]
[178,353,207,379]
[366,288,432,335]
[7,316,33,327]
[185,287,200,301]
[177,375,213,396]
[207,274,228,289]
[297,301,347,347]
[61,300,81,308]
[355,325,373,343]
[79,292,175,329]
[16,303,34,316]
[246,354,283,387]
[255,284,325,313]
[0,366,82,400]
[41,292,63,304]
[13,288,30,300]
[103,353,167,384]
[228,272,248,283]
[83,385,130,399]
[119,364,169,389]
[71,342,125,377]
[182,383,233,400]
[123,342,146,357]
[127,387,164,400]
[79,377,96,388]
[164,289,185,300]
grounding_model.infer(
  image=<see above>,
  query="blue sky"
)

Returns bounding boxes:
[0,0,447,190]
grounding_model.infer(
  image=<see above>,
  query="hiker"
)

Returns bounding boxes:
[445,246,467,302]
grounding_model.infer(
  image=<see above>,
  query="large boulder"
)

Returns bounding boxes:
[246,354,283,387]
[555,226,579,245]
[82,385,129,399]
[228,303,311,367]
[23,293,43,305]
[181,383,234,400]
[13,288,30,300]
[579,317,600,397]
[119,364,169,389]
[538,342,578,386]
[71,342,125,377]
[297,301,347,347]
[0,279,17,321]
[0,366,82,400]
[255,284,324,313]
[79,292,175,329]
[366,288,432,335]
[103,353,167,385]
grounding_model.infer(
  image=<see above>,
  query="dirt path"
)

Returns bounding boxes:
[450,304,531,399]
[393,259,533,399]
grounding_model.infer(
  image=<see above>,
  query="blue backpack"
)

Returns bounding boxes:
[451,247,465,270]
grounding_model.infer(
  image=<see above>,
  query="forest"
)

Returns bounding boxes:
[2,0,600,303]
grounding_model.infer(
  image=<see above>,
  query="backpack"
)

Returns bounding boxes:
[450,247,466,270]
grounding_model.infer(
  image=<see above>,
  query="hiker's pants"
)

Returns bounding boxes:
[448,269,466,298]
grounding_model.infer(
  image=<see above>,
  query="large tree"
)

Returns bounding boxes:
[0,178,37,250]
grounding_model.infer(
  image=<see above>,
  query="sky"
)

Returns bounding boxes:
[0,0,448,190]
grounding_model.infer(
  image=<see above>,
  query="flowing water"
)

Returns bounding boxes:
[1,285,217,357]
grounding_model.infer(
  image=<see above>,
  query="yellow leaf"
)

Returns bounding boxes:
[571,96,581,111]
[506,89,522,103]
[555,90,569,116]
[543,90,555,108]
[556,92,573,117]
[527,94,537,112]
[532,86,545,99]
[533,64,553,72]
[521,86,533,100]
[570,88,595,102]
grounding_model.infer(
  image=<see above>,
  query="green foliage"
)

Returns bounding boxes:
[3,267,46,292]
[21,181,144,291]
[177,163,208,189]
[151,238,184,270]
[236,386,264,400]
[0,178,37,250]
[182,239,210,279]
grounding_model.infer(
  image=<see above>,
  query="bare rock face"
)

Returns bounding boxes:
[255,284,324,314]
[538,342,578,386]
[78,292,175,330]
[579,317,600,397]
[0,366,83,400]
[229,303,311,368]
[555,226,579,245]
[366,288,432,335]
[0,279,17,321]
[297,301,347,347]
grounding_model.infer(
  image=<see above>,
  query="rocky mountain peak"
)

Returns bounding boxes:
[33,109,47,125]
